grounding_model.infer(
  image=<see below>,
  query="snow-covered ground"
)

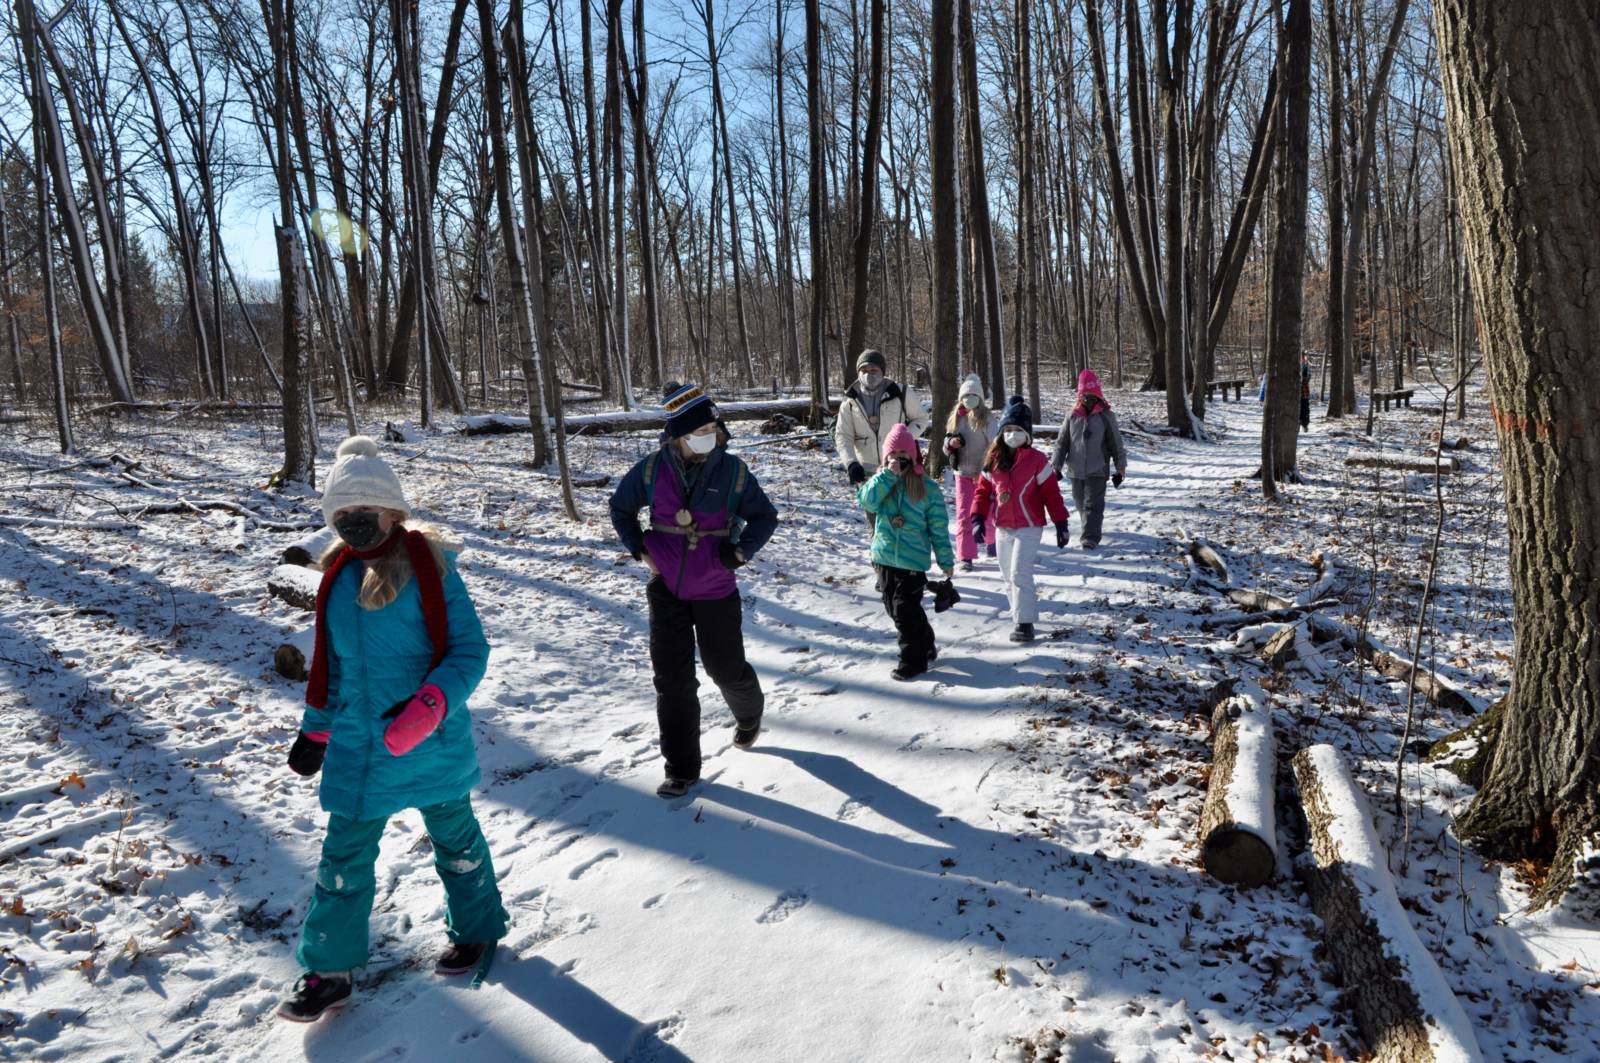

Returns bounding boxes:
[1,385,1596,1062]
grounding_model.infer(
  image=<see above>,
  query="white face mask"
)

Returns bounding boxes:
[961,395,981,409]
[685,431,718,455]
[1003,429,1029,449]
[858,372,884,391]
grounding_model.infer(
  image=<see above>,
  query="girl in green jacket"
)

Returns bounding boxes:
[277,437,507,1023]
[857,423,955,680]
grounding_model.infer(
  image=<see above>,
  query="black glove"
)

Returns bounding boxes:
[847,461,866,485]
[1055,521,1070,549]
[1112,472,1124,488]
[719,542,746,570]
[1054,469,1063,482]
[287,732,327,777]
[971,512,986,545]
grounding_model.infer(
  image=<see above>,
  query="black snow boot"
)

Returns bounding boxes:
[436,941,493,976]
[276,972,352,1023]
[733,722,761,749]
[1009,623,1036,643]
[656,776,696,798]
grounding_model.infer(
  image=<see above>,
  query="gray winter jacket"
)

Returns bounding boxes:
[942,411,999,478]
[1050,407,1128,480]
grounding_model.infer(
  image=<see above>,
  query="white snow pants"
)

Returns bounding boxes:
[995,525,1043,624]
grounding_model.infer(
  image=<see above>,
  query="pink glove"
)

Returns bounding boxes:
[382,683,447,756]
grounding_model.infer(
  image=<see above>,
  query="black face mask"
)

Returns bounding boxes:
[890,457,912,473]
[334,510,388,551]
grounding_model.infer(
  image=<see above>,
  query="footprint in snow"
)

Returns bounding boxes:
[568,848,620,880]
[898,732,927,752]
[756,889,810,924]
[454,1026,486,1046]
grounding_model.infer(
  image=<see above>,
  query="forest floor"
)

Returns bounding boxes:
[0,382,1597,1062]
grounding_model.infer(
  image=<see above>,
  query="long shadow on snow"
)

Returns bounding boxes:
[295,954,692,1063]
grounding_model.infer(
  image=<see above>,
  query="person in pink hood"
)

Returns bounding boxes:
[857,422,955,679]
[1049,369,1128,549]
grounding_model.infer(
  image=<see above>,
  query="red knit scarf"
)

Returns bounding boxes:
[304,527,450,709]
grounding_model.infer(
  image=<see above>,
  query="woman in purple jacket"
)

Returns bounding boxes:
[610,384,780,797]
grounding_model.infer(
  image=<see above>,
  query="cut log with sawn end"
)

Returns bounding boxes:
[1199,683,1278,888]
[268,565,321,612]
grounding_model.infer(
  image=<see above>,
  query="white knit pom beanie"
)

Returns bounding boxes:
[958,374,985,402]
[320,436,411,525]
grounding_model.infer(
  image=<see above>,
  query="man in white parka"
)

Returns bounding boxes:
[835,349,929,488]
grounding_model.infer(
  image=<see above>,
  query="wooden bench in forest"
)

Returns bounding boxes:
[1205,377,1249,402]
[1372,388,1416,411]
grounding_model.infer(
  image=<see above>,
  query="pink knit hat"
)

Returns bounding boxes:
[1072,369,1109,416]
[881,422,924,474]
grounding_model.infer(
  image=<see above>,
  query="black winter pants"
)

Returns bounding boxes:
[647,579,764,781]
[875,564,934,672]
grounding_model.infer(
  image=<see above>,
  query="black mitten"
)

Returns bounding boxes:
[288,733,327,777]
[847,461,867,486]
[719,542,746,570]
[1055,521,1070,549]
[971,512,986,545]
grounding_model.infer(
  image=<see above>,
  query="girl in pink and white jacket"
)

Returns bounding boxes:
[941,374,998,570]
[970,397,1070,643]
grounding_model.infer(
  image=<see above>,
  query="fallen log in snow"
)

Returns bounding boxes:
[460,397,844,437]
[1345,453,1459,475]
[1292,745,1483,1063]
[281,526,338,567]
[1295,553,1339,606]
[268,565,322,612]
[1226,587,1294,612]
[1198,684,1277,888]
[1304,615,1486,716]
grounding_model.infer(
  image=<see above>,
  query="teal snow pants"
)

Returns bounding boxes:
[295,796,509,973]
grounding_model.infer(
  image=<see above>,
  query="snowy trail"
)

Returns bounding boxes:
[4,392,1597,1062]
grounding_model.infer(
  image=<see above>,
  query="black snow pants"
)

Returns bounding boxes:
[875,564,934,672]
[647,578,764,781]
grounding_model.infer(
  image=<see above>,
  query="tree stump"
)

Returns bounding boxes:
[1292,745,1483,1063]
[281,526,338,567]
[268,565,322,612]
[1198,685,1278,888]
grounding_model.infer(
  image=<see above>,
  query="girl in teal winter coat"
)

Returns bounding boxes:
[277,437,508,1023]
[858,422,955,680]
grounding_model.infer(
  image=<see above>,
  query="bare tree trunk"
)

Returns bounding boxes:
[701,0,757,387]
[928,0,959,475]
[15,0,133,405]
[1438,0,1600,909]
[774,0,803,386]
[804,0,828,427]
[1261,0,1312,495]
[478,0,550,467]
[271,0,314,485]
[845,0,886,364]
[1324,0,1347,418]
[0,136,26,402]
[24,31,69,450]
[1017,0,1041,417]
[625,0,663,391]
[958,0,1004,398]
[1153,0,1197,436]
[1341,0,1412,418]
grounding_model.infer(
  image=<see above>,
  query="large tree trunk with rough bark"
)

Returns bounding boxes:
[1436,0,1600,909]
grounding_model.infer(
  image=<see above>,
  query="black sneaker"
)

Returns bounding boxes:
[960,559,974,572]
[733,723,761,749]
[656,776,696,798]
[1009,623,1036,643]
[891,663,926,681]
[436,940,493,976]
[276,972,352,1023]
[927,646,938,665]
